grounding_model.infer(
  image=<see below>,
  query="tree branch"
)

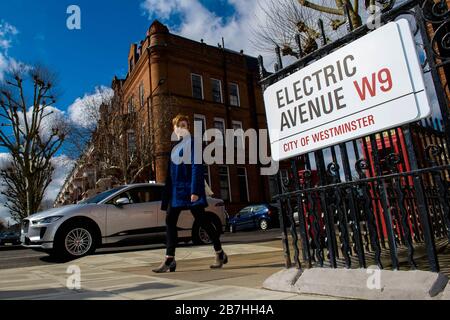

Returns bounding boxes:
[298,0,344,15]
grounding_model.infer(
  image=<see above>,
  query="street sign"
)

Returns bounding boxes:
[263,19,431,161]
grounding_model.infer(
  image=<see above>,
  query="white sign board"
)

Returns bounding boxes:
[263,19,431,161]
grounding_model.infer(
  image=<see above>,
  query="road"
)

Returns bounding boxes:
[0,228,281,270]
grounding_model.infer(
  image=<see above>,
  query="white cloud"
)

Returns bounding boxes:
[0,20,19,80]
[0,20,18,51]
[16,105,68,142]
[140,0,266,59]
[0,50,13,81]
[68,86,113,129]
[44,155,76,203]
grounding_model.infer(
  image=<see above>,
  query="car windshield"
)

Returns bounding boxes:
[78,186,126,204]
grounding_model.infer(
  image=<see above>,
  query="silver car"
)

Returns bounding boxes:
[20,183,227,259]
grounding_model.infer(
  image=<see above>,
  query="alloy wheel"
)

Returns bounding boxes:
[260,219,268,230]
[64,228,93,256]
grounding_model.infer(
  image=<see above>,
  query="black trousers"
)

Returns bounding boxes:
[165,204,222,256]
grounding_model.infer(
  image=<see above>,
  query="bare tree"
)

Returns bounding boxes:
[253,0,396,59]
[64,86,113,159]
[92,91,176,185]
[0,66,66,221]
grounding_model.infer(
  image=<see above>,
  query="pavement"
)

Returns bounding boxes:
[0,238,340,300]
[2,228,449,300]
[0,228,283,270]
[0,229,341,300]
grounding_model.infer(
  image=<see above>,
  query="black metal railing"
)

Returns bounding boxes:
[259,0,450,272]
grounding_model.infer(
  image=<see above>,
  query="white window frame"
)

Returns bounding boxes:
[232,120,244,149]
[191,73,204,100]
[194,113,207,139]
[229,82,240,106]
[213,117,226,146]
[211,78,223,103]
[237,166,250,202]
[218,165,232,202]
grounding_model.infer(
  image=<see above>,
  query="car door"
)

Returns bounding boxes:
[236,207,252,230]
[249,205,263,228]
[105,187,159,242]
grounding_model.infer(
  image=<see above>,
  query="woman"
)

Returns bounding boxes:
[152,114,227,273]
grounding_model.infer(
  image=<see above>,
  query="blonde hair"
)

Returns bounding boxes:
[172,114,190,127]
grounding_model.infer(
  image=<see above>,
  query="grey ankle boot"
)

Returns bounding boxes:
[152,258,177,273]
[210,250,228,269]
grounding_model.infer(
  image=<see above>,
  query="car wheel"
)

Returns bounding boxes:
[259,219,269,231]
[54,223,97,259]
[192,221,215,245]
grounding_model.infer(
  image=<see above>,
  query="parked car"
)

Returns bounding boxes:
[0,231,21,246]
[20,183,227,259]
[228,204,279,233]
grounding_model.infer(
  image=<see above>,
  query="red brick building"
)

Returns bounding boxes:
[56,20,274,214]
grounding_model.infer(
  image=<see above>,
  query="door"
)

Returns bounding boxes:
[105,187,160,242]
[249,205,264,228]
[236,207,253,230]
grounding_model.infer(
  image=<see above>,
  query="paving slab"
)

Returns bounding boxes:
[158,285,298,300]
[36,290,128,300]
[0,285,65,300]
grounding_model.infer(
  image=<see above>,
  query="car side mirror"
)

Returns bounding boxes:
[115,197,130,206]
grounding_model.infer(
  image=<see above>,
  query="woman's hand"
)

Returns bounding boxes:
[191,194,199,202]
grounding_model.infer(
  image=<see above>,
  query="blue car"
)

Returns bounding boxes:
[228,204,279,233]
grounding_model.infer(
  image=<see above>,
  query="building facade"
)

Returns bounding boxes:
[55,20,273,214]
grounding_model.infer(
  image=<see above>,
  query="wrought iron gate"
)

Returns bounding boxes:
[259,0,450,272]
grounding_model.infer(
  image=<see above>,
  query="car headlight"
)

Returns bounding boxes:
[34,216,63,224]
